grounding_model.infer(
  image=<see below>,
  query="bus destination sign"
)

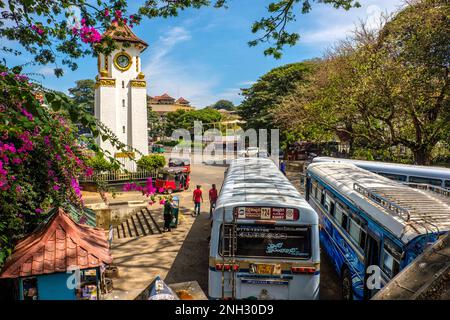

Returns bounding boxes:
[234,206,299,220]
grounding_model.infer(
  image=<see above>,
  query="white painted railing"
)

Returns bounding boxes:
[80,170,158,182]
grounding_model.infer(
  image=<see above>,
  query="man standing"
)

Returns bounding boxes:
[209,184,218,219]
[280,160,286,176]
[193,185,203,216]
[163,196,174,232]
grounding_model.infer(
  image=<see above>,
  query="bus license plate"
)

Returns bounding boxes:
[251,264,277,275]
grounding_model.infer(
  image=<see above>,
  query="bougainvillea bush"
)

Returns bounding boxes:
[0,67,95,264]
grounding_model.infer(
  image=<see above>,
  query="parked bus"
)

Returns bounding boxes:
[208,157,320,300]
[305,162,450,300]
[310,157,450,189]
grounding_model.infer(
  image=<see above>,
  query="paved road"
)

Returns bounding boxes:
[164,160,342,299]
[164,161,225,292]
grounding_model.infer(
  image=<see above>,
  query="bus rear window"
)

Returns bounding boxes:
[221,224,311,259]
[377,172,407,182]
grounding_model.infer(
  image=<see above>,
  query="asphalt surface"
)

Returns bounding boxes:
[163,159,342,299]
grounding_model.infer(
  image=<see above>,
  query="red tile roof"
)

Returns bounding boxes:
[103,22,148,48]
[154,93,175,101]
[0,208,112,278]
[176,97,190,105]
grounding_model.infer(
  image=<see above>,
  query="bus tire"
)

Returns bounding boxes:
[341,268,353,300]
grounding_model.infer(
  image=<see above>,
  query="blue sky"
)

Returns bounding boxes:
[3,0,404,108]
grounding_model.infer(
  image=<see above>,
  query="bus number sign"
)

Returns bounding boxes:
[234,207,298,220]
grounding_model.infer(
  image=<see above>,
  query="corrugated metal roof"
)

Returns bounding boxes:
[308,163,450,243]
[215,158,316,223]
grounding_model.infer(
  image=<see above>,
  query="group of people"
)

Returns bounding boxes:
[192,184,218,218]
[161,184,218,232]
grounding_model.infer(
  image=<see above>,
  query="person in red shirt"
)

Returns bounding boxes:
[193,185,203,216]
[209,184,218,219]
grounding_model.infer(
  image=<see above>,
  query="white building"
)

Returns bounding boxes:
[94,22,149,169]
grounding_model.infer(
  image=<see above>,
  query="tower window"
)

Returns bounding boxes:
[122,99,125,108]
[122,81,125,88]
[122,126,125,134]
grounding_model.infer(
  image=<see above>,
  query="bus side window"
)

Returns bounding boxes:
[341,212,349,231]
[320,189,325,206]
[349,217,366,249]
[409,176,442,186]
[445,180,450,189]
[335,203,344,225]
[335,202,349,231]
[378,172,407,182]
[324,193,331,212]
[329,201,335,217]
[381,241,401,279]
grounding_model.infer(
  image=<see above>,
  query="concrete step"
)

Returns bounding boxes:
[113,207,163,239]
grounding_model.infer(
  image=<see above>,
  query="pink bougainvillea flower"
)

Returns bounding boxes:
[35,208,43,214]
[85,167,94,177]
[53,185,60,191]
[159,199,166,205]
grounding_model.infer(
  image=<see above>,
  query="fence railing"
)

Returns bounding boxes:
[80,170,158,183]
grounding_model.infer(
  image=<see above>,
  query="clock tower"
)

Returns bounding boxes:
[94,23,149,169]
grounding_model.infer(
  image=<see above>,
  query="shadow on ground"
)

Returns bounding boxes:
[164,211,211,293]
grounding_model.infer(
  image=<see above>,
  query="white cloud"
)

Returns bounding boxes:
[237,80,256,87]
[37,66,55,77]
[143,25,242,108]
[300,0,404,46]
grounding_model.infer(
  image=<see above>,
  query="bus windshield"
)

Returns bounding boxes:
[221,224,311,259]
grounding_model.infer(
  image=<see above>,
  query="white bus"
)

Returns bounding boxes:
[208,157,320,300]
[310,157,450,189]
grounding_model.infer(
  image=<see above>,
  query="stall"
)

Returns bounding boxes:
[0,208,112,300]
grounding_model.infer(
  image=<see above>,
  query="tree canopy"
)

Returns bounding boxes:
[0,0,361,76]
[68,79,95,115]
[165,108,222,136]
[208,99,235,111]
[238,62,315,130]
[272,0,449,164]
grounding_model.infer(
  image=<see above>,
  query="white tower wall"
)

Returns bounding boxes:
[94,41,148,171]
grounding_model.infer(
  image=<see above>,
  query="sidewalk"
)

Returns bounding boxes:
[103,205,197,300]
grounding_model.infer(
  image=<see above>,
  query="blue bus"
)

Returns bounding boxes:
[305,162,450,300]
[310,157,450,189]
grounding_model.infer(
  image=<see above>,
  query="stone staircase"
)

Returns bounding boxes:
[114,207,163,239]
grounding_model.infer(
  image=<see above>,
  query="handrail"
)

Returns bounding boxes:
[80,170,157,182]
[353,183,411,222]
[402,182,450,198]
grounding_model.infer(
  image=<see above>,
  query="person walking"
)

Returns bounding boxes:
[280,160,286,176]
[208,184,218,219]
[193,185,203,216]
[163,197,174,232]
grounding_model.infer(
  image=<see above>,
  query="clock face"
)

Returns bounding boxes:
[114,52,131,71]
[115,53,131,70]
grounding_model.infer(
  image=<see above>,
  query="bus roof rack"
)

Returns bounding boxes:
[353,183,411,222]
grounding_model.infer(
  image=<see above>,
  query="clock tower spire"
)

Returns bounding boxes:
[94,22,149,170]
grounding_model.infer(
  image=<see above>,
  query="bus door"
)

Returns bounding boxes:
[363,230,381,299]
